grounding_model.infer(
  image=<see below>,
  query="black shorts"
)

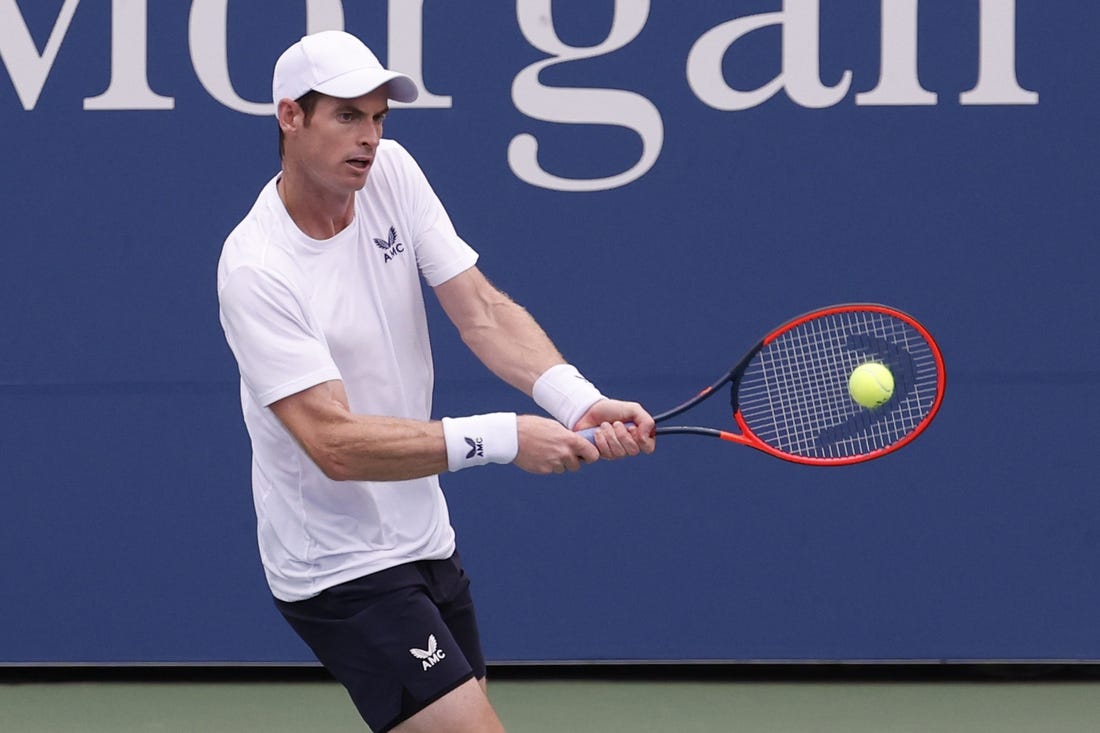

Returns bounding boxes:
[274,552,487,733]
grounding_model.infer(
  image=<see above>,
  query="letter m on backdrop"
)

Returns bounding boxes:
[2,0,172,111]
[0,0,80,109]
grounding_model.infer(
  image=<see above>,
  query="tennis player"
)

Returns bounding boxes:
[217,30,655,733]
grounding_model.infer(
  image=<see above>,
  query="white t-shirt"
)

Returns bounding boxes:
[217,139,479,602]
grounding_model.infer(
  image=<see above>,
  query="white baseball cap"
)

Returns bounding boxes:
[272,30,418,113]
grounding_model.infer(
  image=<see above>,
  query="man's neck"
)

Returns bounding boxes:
[276,173,355,240]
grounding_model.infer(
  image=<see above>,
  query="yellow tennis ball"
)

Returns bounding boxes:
[848,362,895,408]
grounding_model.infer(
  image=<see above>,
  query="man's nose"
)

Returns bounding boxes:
[360,120,381,147]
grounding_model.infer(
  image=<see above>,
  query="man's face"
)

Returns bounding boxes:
[288,86,390,194]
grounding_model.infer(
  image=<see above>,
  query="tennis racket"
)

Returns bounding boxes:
[582,304,945,465]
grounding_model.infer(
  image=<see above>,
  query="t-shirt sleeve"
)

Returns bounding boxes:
[391,143,479,287]
[218,266,341,406]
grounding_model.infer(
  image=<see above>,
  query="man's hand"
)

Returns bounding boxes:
[574,399,657,459]
[514,415,600,474]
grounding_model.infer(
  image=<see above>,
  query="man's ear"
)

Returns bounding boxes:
[276,98,301,134]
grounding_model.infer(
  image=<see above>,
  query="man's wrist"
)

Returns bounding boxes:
[441,413,519,471]
[532,364,605,429]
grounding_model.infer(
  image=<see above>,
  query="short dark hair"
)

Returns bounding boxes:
[278,90,323,159]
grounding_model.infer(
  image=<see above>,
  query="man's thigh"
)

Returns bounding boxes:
[275,556,487,732]
[392,677,505,733]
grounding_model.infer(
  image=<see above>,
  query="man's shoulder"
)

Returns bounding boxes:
[373,138,420,175]
[364,139,431,203]
[219,179,299,290]
[224,174,279,243]
[378,138,409,157]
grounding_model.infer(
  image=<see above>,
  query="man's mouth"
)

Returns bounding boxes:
[347,157,371,170]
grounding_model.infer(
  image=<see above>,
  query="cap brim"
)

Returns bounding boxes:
[313,69,419,103]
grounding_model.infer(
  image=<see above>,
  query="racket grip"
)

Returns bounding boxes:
[576,422,636,444]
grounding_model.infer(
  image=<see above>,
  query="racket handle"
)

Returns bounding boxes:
[576,422,637,444]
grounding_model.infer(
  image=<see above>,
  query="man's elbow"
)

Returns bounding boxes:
[317,456,355,482]
[304,440,356,481]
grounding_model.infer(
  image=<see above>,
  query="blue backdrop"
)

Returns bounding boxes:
[2,1,1097,664]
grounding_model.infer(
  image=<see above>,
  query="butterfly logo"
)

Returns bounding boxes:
[373,226,405,262]
[465,436,484,459]
[410,634,446,670]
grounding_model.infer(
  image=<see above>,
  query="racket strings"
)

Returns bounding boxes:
[737,310,940,459]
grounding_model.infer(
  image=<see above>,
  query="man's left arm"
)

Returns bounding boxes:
[433,266,655,457]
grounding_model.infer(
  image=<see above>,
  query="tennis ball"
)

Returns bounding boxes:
[848,362,894,408]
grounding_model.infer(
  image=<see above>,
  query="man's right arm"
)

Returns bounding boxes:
[270,380,599,481]
[270,379,449,481]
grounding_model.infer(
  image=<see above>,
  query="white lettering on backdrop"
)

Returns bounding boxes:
[0,0,1038,191]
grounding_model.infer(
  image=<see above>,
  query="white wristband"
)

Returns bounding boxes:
[532,364,605,429]
[441,413,519,472]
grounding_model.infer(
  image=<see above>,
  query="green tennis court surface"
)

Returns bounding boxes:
[2,667,1097,732]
